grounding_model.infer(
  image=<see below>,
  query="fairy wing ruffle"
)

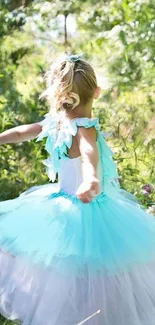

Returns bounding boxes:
[36,114,100,182]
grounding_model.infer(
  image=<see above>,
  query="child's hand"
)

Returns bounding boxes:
[76,177,100,203]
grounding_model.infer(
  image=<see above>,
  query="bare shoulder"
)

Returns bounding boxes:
[76,126,97,143]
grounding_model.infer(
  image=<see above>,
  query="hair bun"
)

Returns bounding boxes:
[61,92,80,110]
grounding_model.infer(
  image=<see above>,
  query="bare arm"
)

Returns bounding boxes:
[76,127,100,203]
[77,127,98,180]
[0,123,42,145]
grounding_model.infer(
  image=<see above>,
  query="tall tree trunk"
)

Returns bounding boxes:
[64,12,68,51]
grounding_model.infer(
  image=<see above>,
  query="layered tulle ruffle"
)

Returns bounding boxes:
[0,185,155,273]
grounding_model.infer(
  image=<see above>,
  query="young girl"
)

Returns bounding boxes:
[0,55,155,325]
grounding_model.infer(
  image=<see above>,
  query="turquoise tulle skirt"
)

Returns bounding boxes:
[0,184,155,325]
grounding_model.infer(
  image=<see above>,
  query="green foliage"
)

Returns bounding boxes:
[77,0,155,208]
[0,0,154,213]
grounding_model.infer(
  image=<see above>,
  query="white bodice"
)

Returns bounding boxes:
[59,155,103,195]
[59,157,83,195]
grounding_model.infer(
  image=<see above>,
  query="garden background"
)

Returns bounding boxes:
[0,1,155,220]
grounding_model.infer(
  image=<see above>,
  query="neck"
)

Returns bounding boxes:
[63,101,93,120]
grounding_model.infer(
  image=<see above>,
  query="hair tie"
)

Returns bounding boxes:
[66,54,83,62]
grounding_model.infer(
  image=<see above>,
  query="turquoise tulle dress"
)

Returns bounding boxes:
[0,114,155,325]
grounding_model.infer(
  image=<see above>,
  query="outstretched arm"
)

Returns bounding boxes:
[76,127,100,203]
[0,123,42,145]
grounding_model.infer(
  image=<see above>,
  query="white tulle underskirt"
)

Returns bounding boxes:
[0,250,155,325]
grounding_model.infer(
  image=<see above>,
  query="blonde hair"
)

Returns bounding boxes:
[42,56,97,113]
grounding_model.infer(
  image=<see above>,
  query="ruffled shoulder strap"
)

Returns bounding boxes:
[36,114,99,181]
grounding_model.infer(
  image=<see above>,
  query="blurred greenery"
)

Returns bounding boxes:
[0,0,154,211]
[0,0,155,323]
